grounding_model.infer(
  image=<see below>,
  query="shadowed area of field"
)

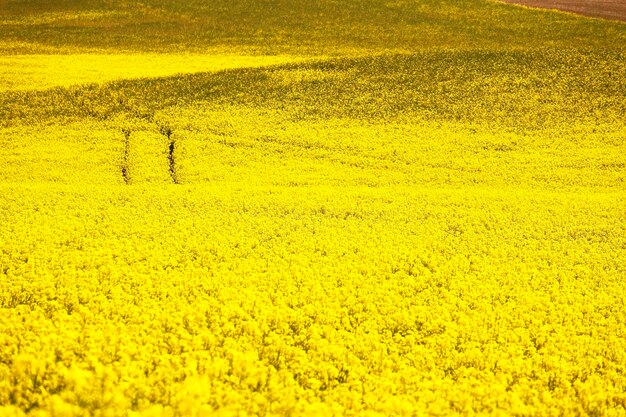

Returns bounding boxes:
[1,0,625,54]
[2,50,624,129]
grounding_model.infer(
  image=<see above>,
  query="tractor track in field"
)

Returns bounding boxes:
[121,128,131,185]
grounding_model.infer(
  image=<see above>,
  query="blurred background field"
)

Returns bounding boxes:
[1,0,625,55]
[0,0,625,416]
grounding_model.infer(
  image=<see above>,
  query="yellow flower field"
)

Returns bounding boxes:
[0,0,625,416]
[0,55,306,92]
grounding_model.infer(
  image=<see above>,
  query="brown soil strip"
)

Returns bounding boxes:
[500,0,626,22]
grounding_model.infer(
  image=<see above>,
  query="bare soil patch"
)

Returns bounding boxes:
[500,0,626,22]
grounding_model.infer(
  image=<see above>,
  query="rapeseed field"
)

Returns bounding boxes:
[1,0,625,416]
